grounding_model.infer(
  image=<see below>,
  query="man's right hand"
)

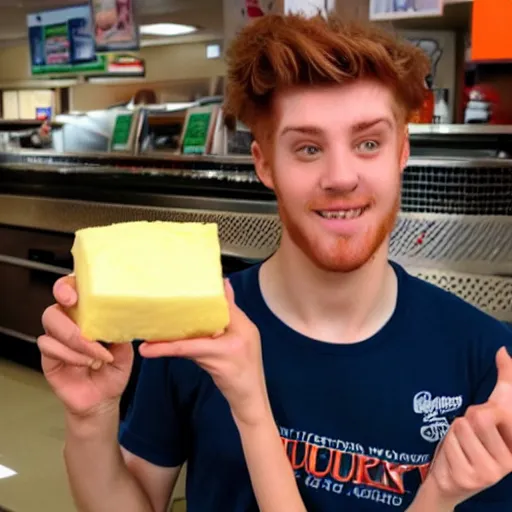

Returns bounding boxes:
[38,275,134,418]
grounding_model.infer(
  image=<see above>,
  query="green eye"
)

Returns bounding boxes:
[298,145,320,156]
[357,140,380,152]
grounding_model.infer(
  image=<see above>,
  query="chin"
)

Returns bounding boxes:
[279,206,398,273]
[302,235,387,273]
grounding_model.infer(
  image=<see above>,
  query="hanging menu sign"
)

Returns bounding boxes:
[110,112,135,152]
[181,105,219,155]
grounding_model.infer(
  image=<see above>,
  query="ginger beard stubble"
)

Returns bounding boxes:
[270,139,404,273]
[275,185,401,273]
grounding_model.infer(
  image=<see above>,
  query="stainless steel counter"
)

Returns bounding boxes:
[0,148,511,341]
[2,148,512,169]
[408,124,512,135]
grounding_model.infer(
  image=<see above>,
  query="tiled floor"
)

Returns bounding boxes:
[0,356,187,512]
[0,358,75,512]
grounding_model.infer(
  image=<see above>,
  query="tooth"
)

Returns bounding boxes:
[320,208,366,219]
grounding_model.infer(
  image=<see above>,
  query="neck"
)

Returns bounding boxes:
[259,233,397,343]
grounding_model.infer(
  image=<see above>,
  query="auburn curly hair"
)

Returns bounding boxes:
[224,13,431,140]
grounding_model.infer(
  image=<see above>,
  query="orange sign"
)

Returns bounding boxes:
[471,0,512,62]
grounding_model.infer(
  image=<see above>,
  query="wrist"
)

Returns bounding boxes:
[231,396,274,429]
[65,399,121,440]
[410,477,457,512]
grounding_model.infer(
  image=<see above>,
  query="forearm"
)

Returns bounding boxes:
[64,403,153,512]
[234,408,307,512]
[406,478,456,512]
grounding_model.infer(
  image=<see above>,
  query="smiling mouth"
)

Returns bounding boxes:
[316,206,368,220]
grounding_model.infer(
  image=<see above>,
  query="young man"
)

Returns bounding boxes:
[39,13,512,512]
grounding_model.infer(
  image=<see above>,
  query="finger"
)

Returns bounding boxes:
[443,420,472,470]
[224,279,253,331]
[38,334,100,369]
[42,305,113,363]
[108,342,134,370]
[485,422,512,469]
[496,406,512,452]
[53,274,77,308]
[224,278,235,304]
[453,415,492,467]
[224,279,244,321]
[489,347,512,401]
[466,404,512,465]
[496,347,512,381]
[139,337,222,360]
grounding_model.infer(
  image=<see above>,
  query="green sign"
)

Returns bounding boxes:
[111,113,134,151]
[32,55,107,76]
[182,112,212,154]
[44,23,67,38]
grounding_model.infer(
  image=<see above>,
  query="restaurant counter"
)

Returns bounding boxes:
[0,149,511,366]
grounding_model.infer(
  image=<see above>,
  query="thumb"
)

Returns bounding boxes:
[108,342,134,371]
[488,346,512,405]
[223,279,254,333]
[224,279,243,321]
[53,274,77,308]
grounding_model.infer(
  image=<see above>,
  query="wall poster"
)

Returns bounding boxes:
[370,0,444,21]
[90,0,139,52]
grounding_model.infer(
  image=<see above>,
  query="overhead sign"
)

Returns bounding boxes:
[90,0,139,52]
[471,0,512,62]
[27,4,97,76]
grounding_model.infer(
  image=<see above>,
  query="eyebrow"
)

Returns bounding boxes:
[351,117,394,133]
[279,117,394,138]
[280,125,323,137]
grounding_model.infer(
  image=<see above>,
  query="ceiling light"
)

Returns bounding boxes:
[140,23,196,37]
[206,44,221,59]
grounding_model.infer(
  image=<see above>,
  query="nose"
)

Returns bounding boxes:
[318,147,359,193]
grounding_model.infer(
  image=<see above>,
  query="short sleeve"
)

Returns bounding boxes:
[456,322,512,510]
[119,356,199,468]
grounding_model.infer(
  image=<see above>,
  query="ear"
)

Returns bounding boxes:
[251,140,274,190]
[399,129,410,174]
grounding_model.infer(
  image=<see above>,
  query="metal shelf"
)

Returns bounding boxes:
[0,326,37,344]
[409,124,512,135]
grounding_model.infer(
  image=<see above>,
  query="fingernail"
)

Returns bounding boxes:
[96,341,114,363]
[103,352,114,363]
[60,287,76,306]
[90,360,103,371]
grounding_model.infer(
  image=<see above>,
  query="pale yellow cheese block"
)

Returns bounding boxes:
[69,221,229,343]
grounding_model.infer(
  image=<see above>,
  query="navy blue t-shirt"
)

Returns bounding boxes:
[119,261,512,511]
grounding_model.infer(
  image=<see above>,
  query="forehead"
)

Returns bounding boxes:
[273,80,399,133]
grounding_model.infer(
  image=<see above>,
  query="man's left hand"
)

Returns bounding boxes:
[139,279,270,427]
[420,347,512,509]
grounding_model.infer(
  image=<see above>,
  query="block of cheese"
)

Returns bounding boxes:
[69,221,229,343]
